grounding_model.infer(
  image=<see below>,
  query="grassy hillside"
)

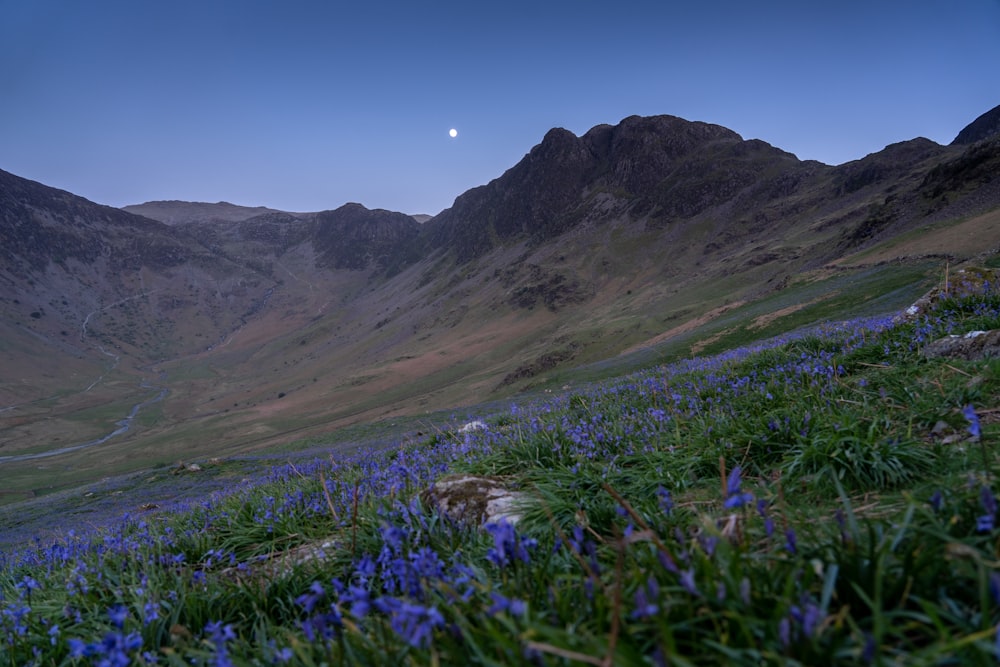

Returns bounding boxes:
[2,271,1000,664]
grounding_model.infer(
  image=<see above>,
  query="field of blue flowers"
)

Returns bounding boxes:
[3,281,1000,665]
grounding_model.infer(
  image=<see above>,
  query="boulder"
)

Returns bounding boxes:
[923,329,1000,361]
[421,474,528,526]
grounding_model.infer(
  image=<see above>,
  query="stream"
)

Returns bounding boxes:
[0,378,169,464]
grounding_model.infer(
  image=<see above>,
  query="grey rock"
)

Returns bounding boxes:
[923,329,1000,360]
[421,474,528,526]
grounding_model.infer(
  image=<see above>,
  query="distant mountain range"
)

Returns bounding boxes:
[2,104,999,498]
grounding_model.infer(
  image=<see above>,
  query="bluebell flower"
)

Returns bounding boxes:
[344,584,371,618]
[723,466,754,509]
[485,520,537,568]
[981,485,997,515]
[785,528,798,555]
[388,601,444,648]
[979,486,997,532]
[989,572,1000,606]
[205,621,237,667]
[963,404,982,440]
[108,604,128,629]
[630,577,660,619]
[68,637,93,658]
[381,525,408,553]
[657,486,673,515]
[295,581,326,613]
[679,568,699,596]
[487,592,527,617]
[778,617,791,648]
[928,490,944,512]
[862,633,877,664]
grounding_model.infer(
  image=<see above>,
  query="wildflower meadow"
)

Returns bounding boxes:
[3,281,1000,665]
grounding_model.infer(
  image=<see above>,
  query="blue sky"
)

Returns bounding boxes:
[2,0,998,215]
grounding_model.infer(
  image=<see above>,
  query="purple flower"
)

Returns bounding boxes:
[723,466,754,509]
[784,528,797,555]
[344,584,371,618]
[485,520,537,568]
[778,617,791,648]
[387,601,444,648]
[487,592,527,617]
[657,486,673,515]
[739,578,751,605]
[862,633,877,664]
[981,486,997,515]
[978,486,997,532]
[963,404,981,440]
[679,568,699,596]
[205,621,236,667]
[799,602,822,638]
[296,581,326,613]
[928,490,944,512]
[630,577,660,619]
[143,600,160,625]
[108,604,128,629]
[68,637,93,658]
[381,525,408,553]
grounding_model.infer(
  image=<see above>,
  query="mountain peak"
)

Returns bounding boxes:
[951,104,1000,145]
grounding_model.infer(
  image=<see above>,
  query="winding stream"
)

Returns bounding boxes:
[0,379,169,464]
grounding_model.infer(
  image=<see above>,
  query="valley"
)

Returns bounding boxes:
[1,106,999,504]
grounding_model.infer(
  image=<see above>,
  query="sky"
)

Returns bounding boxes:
[2,1,999,216]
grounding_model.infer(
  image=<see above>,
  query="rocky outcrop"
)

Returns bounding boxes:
[423,114,805,262]
[312,203,421,272]
[923,330,1000,361]
[951,104,1000,145]
[420,474,528,526]
[896,267,1000,322]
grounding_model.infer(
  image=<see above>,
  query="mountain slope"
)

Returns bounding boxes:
[951,103,1000,145]
[2,106,1000,501]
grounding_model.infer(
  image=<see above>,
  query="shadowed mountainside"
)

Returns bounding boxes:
[2,104,1000,499]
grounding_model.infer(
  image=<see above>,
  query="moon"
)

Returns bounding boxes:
[449,128,458,138]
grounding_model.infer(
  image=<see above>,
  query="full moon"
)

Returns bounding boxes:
[449,128,458,138]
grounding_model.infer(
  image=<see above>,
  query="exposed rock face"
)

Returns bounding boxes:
[0,169,199,273]
[896,267,1000,322]
[834,138,948,196]
[424,114,802,262]
[312,203,421,271]
[951,104,1000,145]
[923,330,1000,361]
[420,474,528,526]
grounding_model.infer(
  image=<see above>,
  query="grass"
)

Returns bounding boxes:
[3,278,1000,664]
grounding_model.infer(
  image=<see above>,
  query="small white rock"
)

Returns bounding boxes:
[458,420,488,433]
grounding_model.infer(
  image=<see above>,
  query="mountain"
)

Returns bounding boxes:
[122,200,296,225]
[2,105,1000,501]
[951,103,1000,145]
